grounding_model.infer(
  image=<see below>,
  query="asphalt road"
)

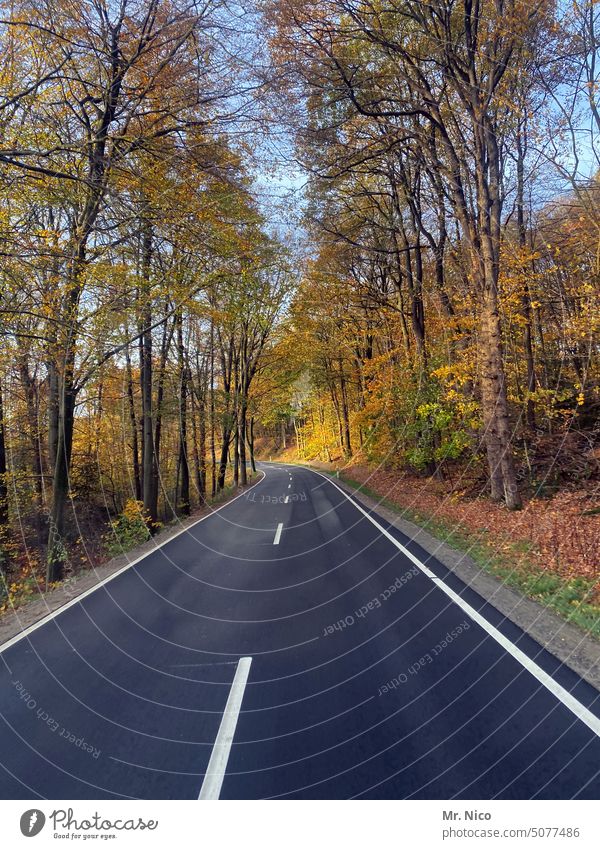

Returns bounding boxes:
[1,463,599,799]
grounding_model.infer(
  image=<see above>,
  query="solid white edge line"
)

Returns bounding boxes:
[0,472,267,655]
[273,523,283,545]
[310,468,600,739]
[198,656,252,800]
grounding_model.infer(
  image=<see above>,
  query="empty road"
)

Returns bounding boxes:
[1,463,599,799]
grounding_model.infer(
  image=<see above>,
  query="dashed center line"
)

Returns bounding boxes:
[198,656,253,800]
[284,495,289,503]
[273,523,283,545]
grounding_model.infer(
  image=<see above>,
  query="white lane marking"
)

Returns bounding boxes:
[288,483,291,489]
[0,473,267,655]
[433,580,600,736]
[273,523,283,545]
[284,495,289,504]
[198,656,252,800]
[311,469,600,739]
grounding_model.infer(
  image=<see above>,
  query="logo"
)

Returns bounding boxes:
[19,810,46,837]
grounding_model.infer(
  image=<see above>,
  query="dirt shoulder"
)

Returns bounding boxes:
[0,476,263,649]
[306,462,600,692]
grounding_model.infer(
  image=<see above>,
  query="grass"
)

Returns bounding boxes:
[326,469,600,640]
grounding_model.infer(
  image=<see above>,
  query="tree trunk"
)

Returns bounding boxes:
[198,395,207,500]
[210,328,217,497]
[17,354,44,520]
[125,343,142,502]
[474,117,522,509]
[338,356,352,457]
[293,416,303,460]
[47,359,76,584]
[218,427,232,491]
[516,120,537,430]
[239,400,248,486]
[328,370,344,454]
[479,288,522,509]
[47,243,86,584]
[152,309,173,521]
[0,378,9,578]
[0,378,8,530]
[176,312,190,516]
[217,333,236,491]
[140,216,155,527]
[47,359,59,477]
[233,425,239,487]
[248,416,257,473]
[410,240,426,368]
[191,389,206,506]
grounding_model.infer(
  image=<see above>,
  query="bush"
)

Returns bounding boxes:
[105,500,151,557]
[406,399,476,471]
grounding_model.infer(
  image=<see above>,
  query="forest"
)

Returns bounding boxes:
[0,0,599,615]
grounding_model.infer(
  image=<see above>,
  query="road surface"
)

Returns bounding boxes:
[0,463,599,799]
